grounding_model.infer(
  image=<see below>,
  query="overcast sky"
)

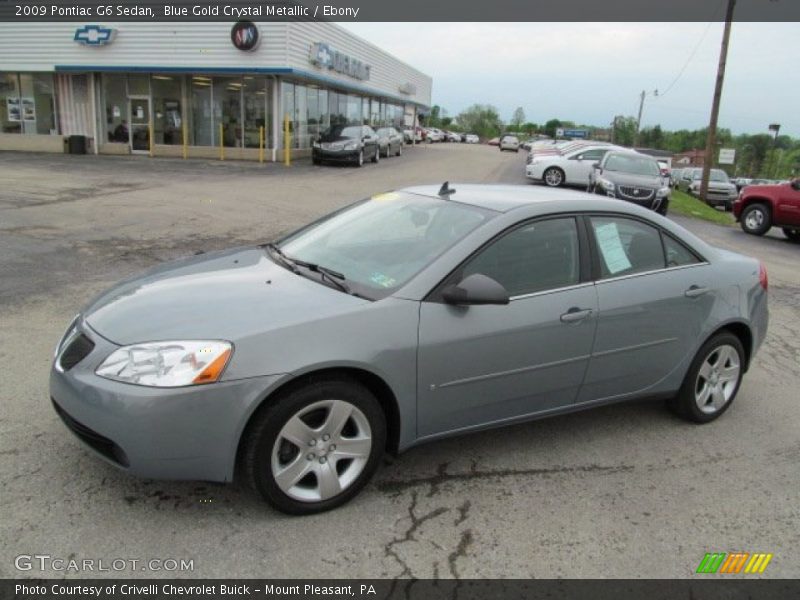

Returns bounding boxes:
[340,22,799,137]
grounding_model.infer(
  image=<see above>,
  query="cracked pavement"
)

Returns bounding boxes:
[1,146,798,579]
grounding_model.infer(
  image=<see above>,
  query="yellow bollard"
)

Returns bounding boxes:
[259,125,264,164]
[219,123,225,161]
[148,120,154,158]
[284,113,291,166]
[182,119,187,160]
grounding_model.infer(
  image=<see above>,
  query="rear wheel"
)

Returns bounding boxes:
[783,228,800,242]
[668,333,744,424]
[243,377,386,514]
[740,203,771,236]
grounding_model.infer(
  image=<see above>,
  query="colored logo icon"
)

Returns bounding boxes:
[696,552,773,574]
[231,21,260,51]
[74,25,116,46]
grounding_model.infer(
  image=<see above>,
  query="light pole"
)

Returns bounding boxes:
[768,123,781,178]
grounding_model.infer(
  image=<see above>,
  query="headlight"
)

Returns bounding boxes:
[600,178,615,191]
[657,187,670,197]
[343,141,359,150]
[96,341,232,387]
[312,141,320,148]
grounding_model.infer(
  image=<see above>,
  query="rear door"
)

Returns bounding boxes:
[775,183,800,226]
[417,216,598,437]
[578,214,711,402]
[566,148,610,186]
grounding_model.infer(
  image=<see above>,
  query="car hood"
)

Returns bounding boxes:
[83,247,368,345]
[602,172,662,187]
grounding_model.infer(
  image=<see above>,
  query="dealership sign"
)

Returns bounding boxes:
[556,128,589,139]
[231,21,260,51]
[718,148,736,165]
[309,42,370,80]
[73,25,116,46]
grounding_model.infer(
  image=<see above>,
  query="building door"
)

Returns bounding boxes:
[128,97,151,153]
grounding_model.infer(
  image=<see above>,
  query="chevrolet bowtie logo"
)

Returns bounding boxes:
[74,25,116,46]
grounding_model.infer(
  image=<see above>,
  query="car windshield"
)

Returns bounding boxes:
[693,169,729,182]
[319,126,361,142]
[277,193,492,299]
[376,128,392,136]
[604,154,660,176]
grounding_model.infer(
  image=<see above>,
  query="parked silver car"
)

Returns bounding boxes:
[678,168,738,210]
[51,184,768,513]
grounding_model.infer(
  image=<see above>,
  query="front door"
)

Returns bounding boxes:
[417,216,598,438]
[775,183,800,227]
[128,97,151,154]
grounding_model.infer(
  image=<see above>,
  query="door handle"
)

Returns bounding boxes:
[684,285,710,298]
[560,308,593,323]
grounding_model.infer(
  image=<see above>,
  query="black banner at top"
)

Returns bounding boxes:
[1,0,799,22]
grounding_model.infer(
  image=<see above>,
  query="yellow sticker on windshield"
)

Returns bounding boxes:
[371,192,399,202]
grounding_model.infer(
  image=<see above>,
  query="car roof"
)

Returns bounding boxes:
[400,183,605,213]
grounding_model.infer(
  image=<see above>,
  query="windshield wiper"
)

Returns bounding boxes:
[262,243,351,295]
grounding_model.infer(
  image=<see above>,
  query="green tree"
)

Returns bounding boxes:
[543,119,562,138]
[455,104,504,139]
[611,116,637,146]
[510,107,526,131]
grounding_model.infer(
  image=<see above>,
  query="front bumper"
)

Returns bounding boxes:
[312,147,360,163]
[49,322,284,482]
[525,163,545,180]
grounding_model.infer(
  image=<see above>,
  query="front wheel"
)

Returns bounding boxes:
[668,333,744,424]
[783,228,800,242]
[355,150,364,167]
[740,203,771,236]
[396,144,402,157]
[243,377,386,514]
[372,147,379,163]
[543,167,564,187]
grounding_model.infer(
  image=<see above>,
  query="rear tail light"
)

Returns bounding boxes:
[759,262,768,290]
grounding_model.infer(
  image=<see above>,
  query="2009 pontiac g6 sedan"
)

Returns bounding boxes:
[51,183,768,514]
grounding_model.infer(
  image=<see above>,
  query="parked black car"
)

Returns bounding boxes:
[375,126,404,158]
[312,125,380,167]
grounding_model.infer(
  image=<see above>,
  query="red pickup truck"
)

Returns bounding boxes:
[733,179,800,241]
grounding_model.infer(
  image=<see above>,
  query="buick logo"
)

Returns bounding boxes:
[231,21,260,51]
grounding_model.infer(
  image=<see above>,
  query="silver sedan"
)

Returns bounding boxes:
[51,183,768,513]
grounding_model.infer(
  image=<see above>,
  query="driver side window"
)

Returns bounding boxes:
[459,218,580,297]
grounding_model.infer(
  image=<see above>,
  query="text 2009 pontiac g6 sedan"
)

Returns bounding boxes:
[51,184,768,513]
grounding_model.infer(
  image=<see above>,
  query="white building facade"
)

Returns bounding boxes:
[0,21,432,160]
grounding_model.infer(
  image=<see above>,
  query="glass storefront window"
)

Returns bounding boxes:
[294,84,308,149]
[306,86,319,147]
[214,76,242,147]
[102,74,127,143]
[282,82,294,149]
[242,76,266,149]
[127,74,149,96]
[346,94,361,125]
[17,73,57,135]
[151,75,182,145]
[190,76,213,146]
[0,72,21,134]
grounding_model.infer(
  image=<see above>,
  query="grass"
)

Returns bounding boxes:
[669,189,735,226]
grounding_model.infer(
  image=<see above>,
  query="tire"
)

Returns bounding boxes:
[657,200,669,216]
[543,167,565,187]
[372,147,379,163]
[668,332,745,424]
[312,157,321,166]
[355,150,363,167]
[740,203,771,236]
[242,377,386,514]
[783,228,800,242]
[396,145,402,157]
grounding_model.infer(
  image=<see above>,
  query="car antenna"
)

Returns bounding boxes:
[438,181,456,198]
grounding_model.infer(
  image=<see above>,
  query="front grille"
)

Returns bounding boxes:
[52,399,129,467]
[618,186,656,201]
[58,333,94,371]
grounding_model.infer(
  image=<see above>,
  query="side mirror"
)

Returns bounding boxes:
[442,273,510,306]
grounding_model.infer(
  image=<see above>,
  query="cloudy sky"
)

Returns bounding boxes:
[340,22,800,137]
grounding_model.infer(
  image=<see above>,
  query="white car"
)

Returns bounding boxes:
[425,128,444,142]
[499,135,520,152]
[526,144,621,187]
[445,131,462,142]
[465,134,479,144]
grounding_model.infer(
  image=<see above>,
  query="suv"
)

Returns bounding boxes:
[677,168,738,210]
[733,179,800,241]
[589,151,670,215]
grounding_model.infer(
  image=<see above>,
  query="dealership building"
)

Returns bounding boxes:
[0,21,432,160]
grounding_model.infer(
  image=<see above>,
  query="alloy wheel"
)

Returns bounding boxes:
[271,399,372,502]
[544,168,563,187]
[745,208,765,231]
[694,344,741,414]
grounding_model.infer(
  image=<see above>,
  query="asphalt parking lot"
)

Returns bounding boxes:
[1,144,798,579]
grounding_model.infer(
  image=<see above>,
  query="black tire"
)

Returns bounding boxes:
[668,332,745,424]
[783,228,800,242]
[657,200,669,216]
[243,377,387,514]
[372,147,379,163]
[396,145,402,157]
[355,150,364,167]
[740,203,771,236]
[312,157,321,166]
[543,167,565,187]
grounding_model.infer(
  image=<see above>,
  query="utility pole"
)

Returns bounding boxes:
[700,0,736,202]
[634,91,646,147]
